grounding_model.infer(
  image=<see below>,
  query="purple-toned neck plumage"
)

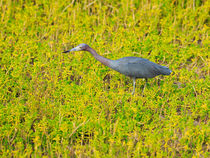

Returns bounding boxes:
[64,44,114,68]
[86,46,113,68]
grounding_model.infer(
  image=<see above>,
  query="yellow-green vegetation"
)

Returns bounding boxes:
[0,0,209,157]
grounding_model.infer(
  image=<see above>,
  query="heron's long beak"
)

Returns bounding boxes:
[62,50,70,53]
[62,46,81,53]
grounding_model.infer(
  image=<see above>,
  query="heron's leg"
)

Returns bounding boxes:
[142,78,148,93]
[132,78,136,95]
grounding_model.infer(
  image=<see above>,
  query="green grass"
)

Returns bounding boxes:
[0,0,209,157]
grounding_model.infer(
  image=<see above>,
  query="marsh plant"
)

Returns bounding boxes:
[0,0,209,157]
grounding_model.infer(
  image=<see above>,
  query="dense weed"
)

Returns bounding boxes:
[0,0,209,157]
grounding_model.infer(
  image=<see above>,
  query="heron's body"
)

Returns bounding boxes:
[63,43,172,94]
[110,57,171,78]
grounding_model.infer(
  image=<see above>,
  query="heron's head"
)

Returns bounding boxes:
[63,43,89,53]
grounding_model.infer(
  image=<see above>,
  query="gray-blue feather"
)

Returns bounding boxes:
[110,57,172,78]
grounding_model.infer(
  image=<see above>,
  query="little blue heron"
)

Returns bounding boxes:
[63,43,172,94]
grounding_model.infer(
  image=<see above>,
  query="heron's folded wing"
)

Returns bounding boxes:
[126,59,162,78]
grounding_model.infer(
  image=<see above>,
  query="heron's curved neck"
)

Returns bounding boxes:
[86,47,113,67]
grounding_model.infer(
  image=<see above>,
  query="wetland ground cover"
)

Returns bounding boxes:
[0,0,209,157]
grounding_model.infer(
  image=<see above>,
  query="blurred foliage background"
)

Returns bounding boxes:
[0,0,209,157]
